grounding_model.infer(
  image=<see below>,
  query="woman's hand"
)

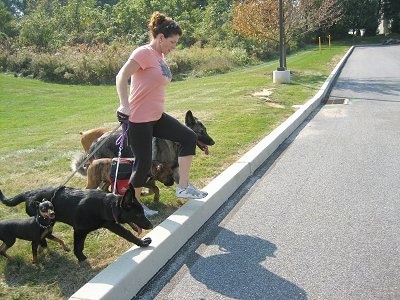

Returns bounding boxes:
[116,106,130,122]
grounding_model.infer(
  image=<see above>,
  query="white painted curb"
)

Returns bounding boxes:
[70,46,355,300]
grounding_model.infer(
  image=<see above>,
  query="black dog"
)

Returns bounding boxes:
[73,110,215,183]
[0,200,70,264]
[0,186,152,262]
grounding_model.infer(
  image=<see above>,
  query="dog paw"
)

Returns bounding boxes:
[140,237,152,247]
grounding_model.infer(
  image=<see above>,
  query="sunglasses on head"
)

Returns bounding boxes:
[165,22,179,29]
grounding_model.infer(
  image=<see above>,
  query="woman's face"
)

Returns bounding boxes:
[160,34,180,55]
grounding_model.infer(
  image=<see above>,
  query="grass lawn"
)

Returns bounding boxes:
[0,43,349,299]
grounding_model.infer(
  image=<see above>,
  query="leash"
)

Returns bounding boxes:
[60,123,123,187]
[112,122,129,195]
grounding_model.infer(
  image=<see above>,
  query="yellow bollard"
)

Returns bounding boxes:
[319,36,321,53]
[328,34,331,49]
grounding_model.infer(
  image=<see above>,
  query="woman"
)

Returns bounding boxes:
[115,11,208,214]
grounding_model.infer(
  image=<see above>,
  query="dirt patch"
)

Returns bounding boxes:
[328,55,343,70]
[251,88,285,108]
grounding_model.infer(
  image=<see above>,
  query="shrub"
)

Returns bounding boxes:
[168,46,258,80]
[0,43,259,84]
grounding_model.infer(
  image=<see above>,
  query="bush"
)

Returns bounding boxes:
[5,47,33,77]
[167,46,258,80]
[53,43,132,84]
[1,42,133,84]
[0,43,259,84]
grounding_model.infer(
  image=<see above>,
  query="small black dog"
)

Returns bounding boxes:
[0,186,152,262]
[0,200,70,264]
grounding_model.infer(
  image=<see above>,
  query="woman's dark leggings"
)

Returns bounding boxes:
[127,113,197,188]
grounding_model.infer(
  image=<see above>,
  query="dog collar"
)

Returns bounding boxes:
[35,215,53,229]
[111,198,121,224]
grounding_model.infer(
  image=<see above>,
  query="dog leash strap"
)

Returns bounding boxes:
[112,122,129,194]
[60,123,122,187]
[115,122,129,147]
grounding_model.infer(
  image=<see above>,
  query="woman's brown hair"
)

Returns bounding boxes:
[148,11,182,39]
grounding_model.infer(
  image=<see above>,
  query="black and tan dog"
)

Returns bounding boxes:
[0,186,152,262]
[85,158,174,201]
[0,200,70,264]
[72,110,215,182]
[152,110,215,183]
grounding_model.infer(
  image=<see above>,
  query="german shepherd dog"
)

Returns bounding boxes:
[86,158,174,201]
[72,110,215,183]
[0,186,152,262]
[152,110,215,183]
[0,200,70,264]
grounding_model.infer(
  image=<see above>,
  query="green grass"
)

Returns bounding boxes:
[0,43,350,299]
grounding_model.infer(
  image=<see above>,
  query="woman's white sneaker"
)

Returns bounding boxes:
[142,204,158,216]
[176,184,208,199]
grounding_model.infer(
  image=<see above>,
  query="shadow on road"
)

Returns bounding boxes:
[186,227,307,299]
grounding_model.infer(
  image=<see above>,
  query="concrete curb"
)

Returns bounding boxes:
[70,46,355,300]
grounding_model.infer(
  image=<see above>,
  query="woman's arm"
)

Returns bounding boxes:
[116,58,141,116]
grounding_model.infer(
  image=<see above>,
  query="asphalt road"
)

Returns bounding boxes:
[135,44,400,300]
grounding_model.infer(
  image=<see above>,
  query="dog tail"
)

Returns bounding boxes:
[0,189,27,207]
[71,152,89,176]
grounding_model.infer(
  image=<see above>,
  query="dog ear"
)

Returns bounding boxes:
[121,186,142,211]
[185,110,197,127]
[121,187,134,209]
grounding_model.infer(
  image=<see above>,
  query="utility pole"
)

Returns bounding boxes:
[278,0,286,71]
[273,0,291,83]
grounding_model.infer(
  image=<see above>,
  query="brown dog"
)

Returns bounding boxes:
[86,158,174,202]
[80,127,111,153]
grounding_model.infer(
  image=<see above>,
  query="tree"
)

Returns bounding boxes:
[231,0,343,45]
[1,0,26,15]
[97,0,118,6]
[17,0,115,47]
[232,0,279,42]
[380,0,400,33]
[56,0,111,43]
[111,0,212,47]
[111,0,152,43]
[338,0,380,35]
[18,10,57,48]
[0,1,16,38]
[194,0,235,46]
